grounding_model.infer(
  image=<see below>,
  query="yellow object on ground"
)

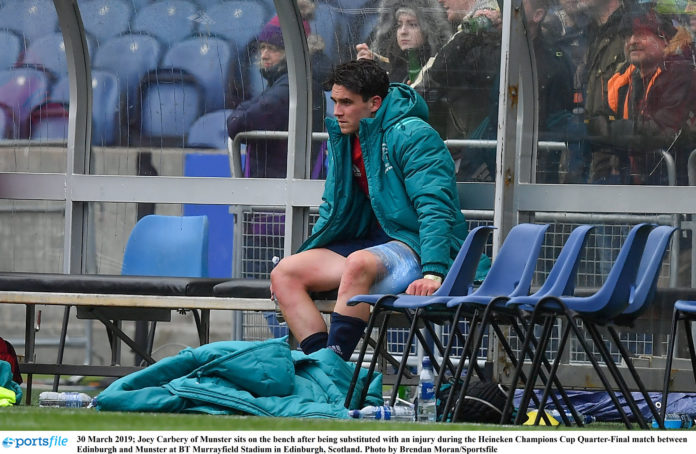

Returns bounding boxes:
[523,409,560,426]
[0,386,16,407]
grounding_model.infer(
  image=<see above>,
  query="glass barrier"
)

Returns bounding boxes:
[541,0,696,187]
[76,0,331,179]
[0,0,68,172]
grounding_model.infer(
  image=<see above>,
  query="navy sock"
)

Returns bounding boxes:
[327,312,367,361]
[299,331,328,355]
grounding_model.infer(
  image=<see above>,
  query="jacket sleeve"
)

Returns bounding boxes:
[227,80,291,139]
[310,141,335,237]
[392,121,462,276]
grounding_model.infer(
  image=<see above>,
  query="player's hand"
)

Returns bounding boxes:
[405,278,441,296]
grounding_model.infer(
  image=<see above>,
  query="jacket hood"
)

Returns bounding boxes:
[665,26,694,62]
[372,0,452,60]
[369,82,429,130]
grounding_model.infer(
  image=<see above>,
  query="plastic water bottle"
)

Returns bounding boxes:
[416,357,437,422]
[653,413,694,429]
[38,391,93,408]
[549,409,596,425]
[349,405,415,421]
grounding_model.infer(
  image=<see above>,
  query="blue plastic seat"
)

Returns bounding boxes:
[29,102,69,141]
[430,222,550,388]
[0,30,22,69]
[186,109,234,150]
[441,224,595,424]
[661,299,696,424]
[51,70,120,145]
[344,225,495,409]
[21,32,74,78]
[80,0,133,44]
[121,215,209,278]
[596,225,676,430]
[132,0,198,47]
[162,36,233,112]
[0,0,58,44]
[0,67,50,138]
[202,1,267,48]
[137,67,205,147]
[505,223,655,429]
[93,33,162,129]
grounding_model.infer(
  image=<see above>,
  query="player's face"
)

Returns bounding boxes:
[331,85,382,135]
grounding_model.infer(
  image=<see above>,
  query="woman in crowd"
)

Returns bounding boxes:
[355,0,451,84]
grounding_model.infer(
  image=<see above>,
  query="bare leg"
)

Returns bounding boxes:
[325,249,384,359]
[270,248,346,342]
[334,249,384,321]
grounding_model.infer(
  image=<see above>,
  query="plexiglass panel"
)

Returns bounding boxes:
[81,0,329,179]
[0,0,68,172]
[541,0,696,186]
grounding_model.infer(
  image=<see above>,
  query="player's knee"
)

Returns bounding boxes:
[270,258,302,295]
[342,250,378,286]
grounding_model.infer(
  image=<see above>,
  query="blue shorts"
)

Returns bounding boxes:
[365,241,422,294]
[324,232,421,294]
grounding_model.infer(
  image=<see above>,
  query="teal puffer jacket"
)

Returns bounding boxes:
[0,360,22,405]
[300,83,468,277]
[94,338,382,418]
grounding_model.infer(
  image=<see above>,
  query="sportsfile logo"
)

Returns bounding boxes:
[2,436,68,449]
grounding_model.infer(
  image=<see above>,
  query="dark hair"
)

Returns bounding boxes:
[323,59,390,101]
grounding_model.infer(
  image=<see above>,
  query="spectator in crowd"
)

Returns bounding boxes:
[541,0,593,183]
[580,0,628,185]
[270,59,479,361]
[355,0,451,84]
[527,0,575,183]
[227,1,328,178]
[462,0,574,183]
[542,0,591,78]
[410,0,503,180]
[594,8,696,185]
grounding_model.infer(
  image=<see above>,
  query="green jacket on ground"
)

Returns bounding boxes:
[94,338,382,418]
[300,83,470,277]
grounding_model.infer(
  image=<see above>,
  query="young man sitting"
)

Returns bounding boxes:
[270,59,473,360]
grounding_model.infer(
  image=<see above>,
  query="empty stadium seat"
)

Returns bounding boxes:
[21,32,70,78]
[0,67,50,138]
[132,0,198,47]
[93,33,162,128]
[186,109,233,150]
[162,36,233,112]
[29,102,69,141]
[80,0,133,44]
[202,1,266,49]
[137,67,205,147]
[0,30,22,70]
[0,0,58,44]
[52,70,120,146]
